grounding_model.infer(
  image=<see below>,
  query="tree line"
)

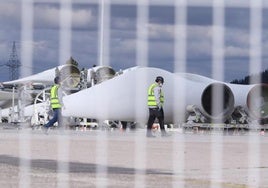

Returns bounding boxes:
[230,69,268,84]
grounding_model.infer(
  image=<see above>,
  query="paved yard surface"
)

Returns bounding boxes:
[0,128,267,188]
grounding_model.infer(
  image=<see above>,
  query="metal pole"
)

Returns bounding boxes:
[0,107,2,123]
[12,86,15,122]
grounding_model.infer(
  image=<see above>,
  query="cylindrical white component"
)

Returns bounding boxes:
[177,72,268,121]
[227,84,254,107]
[176,72,235,121]
[63,67,174,123]
[3,66,64,85]
[62,67,235,123]
[228,83,268,119]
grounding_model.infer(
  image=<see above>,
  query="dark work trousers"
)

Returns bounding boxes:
[121,121,128,130]
[45,108,61,129]
[147,107,165,131]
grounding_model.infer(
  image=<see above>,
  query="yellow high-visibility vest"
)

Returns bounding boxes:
[147,83,164,107]
[50,84,61,109]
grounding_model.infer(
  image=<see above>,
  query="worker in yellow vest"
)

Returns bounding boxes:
[44,76,62,132]
[147,76,168,137]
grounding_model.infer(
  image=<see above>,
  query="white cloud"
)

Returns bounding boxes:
[34,5,59,29]
[0,2,21,30]
[148,23,174,40]
[186,25,251,59]
[111,17,136,30]
[225,28,249,47]
[72,9,95,28]
[111,38,136,56]
[187,25,212,58]
[225,46,249,57]
[0,2,20,17]
[34,5,96,29]
[225,28,249,58]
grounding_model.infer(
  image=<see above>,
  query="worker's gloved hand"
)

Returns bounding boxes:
[158,105,162,111]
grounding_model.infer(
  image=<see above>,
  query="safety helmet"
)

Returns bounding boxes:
[155,76,164,83]
[54,76,60,84]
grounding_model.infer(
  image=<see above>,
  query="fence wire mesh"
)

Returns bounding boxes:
[2,0,266,187]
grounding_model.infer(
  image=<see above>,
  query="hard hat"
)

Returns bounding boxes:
[54,76,60,84]
[155,76,164,83]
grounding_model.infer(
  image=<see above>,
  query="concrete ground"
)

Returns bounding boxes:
[0,127,267,188]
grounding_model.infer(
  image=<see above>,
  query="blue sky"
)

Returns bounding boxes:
[0,1,268,82]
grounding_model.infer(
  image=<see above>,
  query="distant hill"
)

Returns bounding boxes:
[230,69,268,84]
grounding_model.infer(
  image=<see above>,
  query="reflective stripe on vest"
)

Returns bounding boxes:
[50,85,61,109]
[147,83,164,107]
